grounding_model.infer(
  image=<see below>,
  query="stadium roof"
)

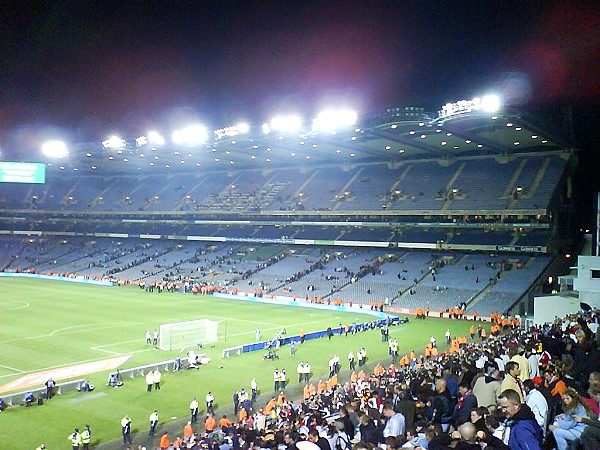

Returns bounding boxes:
[39,105,569,175]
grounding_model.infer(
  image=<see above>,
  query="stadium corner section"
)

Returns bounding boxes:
[0,354,131,394]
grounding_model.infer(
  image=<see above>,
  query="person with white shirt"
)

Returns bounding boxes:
[205,391,215,415]
[528,349,541,378]
[382,403,405,438]
[475,352,488,370]
[524,379,549,432]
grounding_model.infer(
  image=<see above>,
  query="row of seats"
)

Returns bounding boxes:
[0,236,551,314]
[0,156,566,213]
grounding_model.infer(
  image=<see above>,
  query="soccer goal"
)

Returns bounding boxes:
[158,319,220,351]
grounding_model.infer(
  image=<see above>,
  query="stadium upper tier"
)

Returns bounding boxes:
[0,154,567,215]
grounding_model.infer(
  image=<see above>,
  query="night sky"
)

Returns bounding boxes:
[2,0,599,132]
[1,0,599,222]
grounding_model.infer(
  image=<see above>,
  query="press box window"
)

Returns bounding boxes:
[591,269,600,279]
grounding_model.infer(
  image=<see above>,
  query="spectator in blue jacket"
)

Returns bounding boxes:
[453,381,478,424]
[498,389,543,450]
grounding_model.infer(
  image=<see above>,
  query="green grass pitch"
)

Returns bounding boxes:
[0,278,482,449]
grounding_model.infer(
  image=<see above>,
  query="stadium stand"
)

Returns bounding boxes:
[0,103,574,325]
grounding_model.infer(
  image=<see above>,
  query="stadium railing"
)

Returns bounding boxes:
[107,358,183,381]
[2,378,87,407]
[221,317,401,359]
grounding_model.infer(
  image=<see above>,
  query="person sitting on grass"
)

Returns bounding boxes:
[24,391,35,406]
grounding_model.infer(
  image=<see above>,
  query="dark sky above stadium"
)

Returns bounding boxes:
[1,0,599,138]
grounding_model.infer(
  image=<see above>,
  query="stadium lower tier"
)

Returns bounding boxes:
[0,235,551,316]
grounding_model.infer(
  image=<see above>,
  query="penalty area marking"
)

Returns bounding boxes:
[0,322,143,345]
[0,364,25,373]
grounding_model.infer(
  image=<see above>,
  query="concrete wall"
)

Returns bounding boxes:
[533,294,581,325]
[573,256,600,308]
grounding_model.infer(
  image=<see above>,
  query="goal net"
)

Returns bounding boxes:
[158,319,220,351]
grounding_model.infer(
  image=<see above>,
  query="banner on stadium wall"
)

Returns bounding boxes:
[333,240,391,248]
[224,237,296,244]
[495,245,544,253]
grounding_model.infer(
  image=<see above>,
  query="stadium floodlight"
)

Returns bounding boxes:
[41,140,69,158]
[135,136,148,147]
[214,123,250,140]
[172,124,208,146]
[236,122,250,134]
[102,135,126,149]
[147,131,165,145]
[312,109,357,132]
[481,95,501,113]
[270,115,302,133]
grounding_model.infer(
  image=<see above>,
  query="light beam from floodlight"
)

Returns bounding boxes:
[481,95,501,112]
[312,109,357,131]
[172,125,208,146]
[42,140,69,158]
[270,116,302,133]
[102,135,126,149]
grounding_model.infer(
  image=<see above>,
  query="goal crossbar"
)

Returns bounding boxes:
[159,319,219,351]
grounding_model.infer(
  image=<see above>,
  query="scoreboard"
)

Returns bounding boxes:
[0,162,46,184]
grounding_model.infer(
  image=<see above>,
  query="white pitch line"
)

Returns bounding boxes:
[90,346,122,356]
[50,324,94,336]
[90,346,156,356]
[0,353,136,379]
[0,364,25,373]
[92,338,141,349]
[0,322,143,345]
[0,301,30,312]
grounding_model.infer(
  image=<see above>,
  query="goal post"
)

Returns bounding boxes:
[158,319,220,351]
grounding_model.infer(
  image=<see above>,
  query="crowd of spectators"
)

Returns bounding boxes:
[168,310,600,450]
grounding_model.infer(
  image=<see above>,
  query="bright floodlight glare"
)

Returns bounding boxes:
[270,116,302,133]
[481,95,501,113]
[41,140,69,158]
[172,125,208,146]
[135,136,148,147]
[312,109,357,131]
[102,135,126,149]
[148,131,165,145]
[236,122,250,134]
